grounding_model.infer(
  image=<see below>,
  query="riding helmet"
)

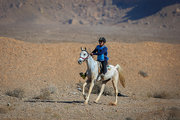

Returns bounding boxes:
[99,37,106,43]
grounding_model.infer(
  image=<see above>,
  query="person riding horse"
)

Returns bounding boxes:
[78,46,125,105]
[90,37,109,79]
[80,37,109,80]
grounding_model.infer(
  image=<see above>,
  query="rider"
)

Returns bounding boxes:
[90,37,109,79]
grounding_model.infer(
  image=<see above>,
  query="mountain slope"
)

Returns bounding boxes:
[0,0,179,25]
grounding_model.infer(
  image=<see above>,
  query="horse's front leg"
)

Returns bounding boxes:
[84,80,95,104]
[82,81,88,100]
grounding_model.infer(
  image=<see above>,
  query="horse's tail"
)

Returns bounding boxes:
[115,64,125,88]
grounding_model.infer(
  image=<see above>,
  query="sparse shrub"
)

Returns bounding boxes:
[147,91,168,99]
[153,91,168,99]
[6,88,24,99]
[34,89,51,100]
[44,85,57,94]
[33,86,57,100]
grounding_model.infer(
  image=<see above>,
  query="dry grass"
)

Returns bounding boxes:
[5,88,25,99]
[33,86,57,100]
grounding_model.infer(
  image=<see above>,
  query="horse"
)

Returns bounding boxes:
[78,47,125,105]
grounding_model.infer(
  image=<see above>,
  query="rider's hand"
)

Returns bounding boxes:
[90,53,93,56]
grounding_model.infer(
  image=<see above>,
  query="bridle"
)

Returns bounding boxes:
[80,50,89,61]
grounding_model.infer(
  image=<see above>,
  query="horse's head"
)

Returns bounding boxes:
[78,47,89,65]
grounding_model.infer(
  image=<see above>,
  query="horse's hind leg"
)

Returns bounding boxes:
[110,77,118,106]
[94,83,105,103]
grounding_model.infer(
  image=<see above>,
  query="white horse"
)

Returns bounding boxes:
[78,47,125,105]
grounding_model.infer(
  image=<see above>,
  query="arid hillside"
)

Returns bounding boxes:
[0,0,179,45]
[0,0,179,25]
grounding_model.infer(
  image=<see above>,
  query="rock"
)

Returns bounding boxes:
[69,92,78,95]
[144,22,150,25]
[138,70,148,77]
[77,87,82,91]
[162,24,167,28]
[7,103,11,106]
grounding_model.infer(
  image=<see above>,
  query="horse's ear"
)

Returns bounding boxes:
[81,47,83,51]
[87,48,91,53]
[85,47,87,51]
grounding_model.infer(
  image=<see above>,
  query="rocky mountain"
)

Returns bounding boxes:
[0,0,179,25]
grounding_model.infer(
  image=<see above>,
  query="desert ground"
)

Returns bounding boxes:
[0,0,180,120]
[0,24,180,120]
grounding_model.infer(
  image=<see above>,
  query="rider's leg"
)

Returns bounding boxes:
[101,61,107,78]
[97,61,107,81]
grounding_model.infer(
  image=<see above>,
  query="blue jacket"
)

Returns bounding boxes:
[92,45,109,61]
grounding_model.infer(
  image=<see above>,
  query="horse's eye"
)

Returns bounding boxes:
[84,54,86,56]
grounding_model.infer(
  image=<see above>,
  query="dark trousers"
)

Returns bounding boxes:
[100,61,108,74]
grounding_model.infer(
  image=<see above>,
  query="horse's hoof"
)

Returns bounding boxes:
[94,100,98,104]
[109,102,117,106]
[84,101,88,105]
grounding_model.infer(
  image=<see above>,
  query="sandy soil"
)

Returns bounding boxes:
[0,35,179,119]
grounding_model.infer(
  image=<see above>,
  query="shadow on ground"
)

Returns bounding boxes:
[24,100,84,104]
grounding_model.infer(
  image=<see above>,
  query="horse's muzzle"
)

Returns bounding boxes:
[78,60,82,64]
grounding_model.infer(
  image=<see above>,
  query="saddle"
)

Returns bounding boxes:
[79,62,111,80]
[97,62,111,74]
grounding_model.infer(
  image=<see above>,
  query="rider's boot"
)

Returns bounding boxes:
[97,73,105,81]
[101,74,105,80]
